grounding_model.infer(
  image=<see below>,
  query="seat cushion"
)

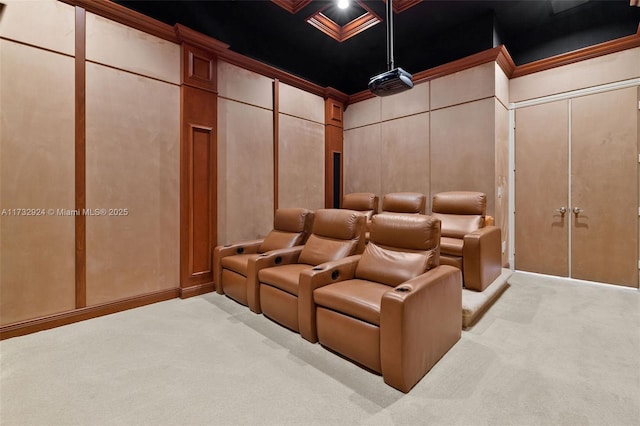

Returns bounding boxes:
[258,263,312,296]
[221,253,261,276]
[440,237,463,256]
[314,279,389,326]
[355,242,430,287]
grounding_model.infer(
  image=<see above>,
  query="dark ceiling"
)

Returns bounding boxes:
[116,0,640,94]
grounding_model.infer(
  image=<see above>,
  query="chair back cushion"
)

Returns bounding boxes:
[259,208,314,252]
[431,191,485,239]
[355,213,441,286]
[381,192,426,214]
[298,209,365,265]
[342,193,378,220]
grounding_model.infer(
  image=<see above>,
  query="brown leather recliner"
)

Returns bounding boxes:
[381,192,426,214]
[256,209,366,332]
[342,192,379,242]
[213,208,314,312]
[431,191,502,292]
[341,192,379,220]
[297,213,462,393]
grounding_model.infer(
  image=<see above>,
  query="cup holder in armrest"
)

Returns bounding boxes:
[223,244,231,247]
[312,267,324,271]
[236,247,245,254]
[394,287,410,293]
[331,271,339,280]
[274,256,282,265]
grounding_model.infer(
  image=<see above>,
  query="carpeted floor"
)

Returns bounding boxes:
[1,271,639,425]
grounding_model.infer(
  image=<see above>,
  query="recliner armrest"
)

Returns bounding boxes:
[380,265,462,393]
[298,255,361,343]
[462,226,501,292]
[246,246,304,313]
[213,239,264,294]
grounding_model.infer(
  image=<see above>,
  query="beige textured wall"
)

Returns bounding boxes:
[218,61,273,109]
[344,124,382,196]
[431,98,496,215]
[344,97,381,130]
[0,0,75,56]
[510,47,640,102]
[86,12,180,84]
[279,83,324,124]
[0,40,76,325]
[217,60,275,244]
[380,113,430,197]
[431,62,495,110]
[217,98,274,244]
[277,84,325,210]
[278,115,325,210]
[381,82,430,121]
[85,62,180,306]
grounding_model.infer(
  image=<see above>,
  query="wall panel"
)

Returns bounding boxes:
[431,62,495,110]
[510,47,640,102]
[430,98,496,215]
[0,41,75,325]
[278,115,325,209]
[343,124,382,196]
[495,100,509,265]
[279,83,324,124]
[380,113,430,198]
[217,99,274,244]
[85,12,180,84]
[343,97,381,130]
[0,0,75,55]
[380,81,430,121]
[217,61,273,109]
[85,62,179,306]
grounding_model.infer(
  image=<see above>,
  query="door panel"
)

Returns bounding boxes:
[571,88,638,287]
[515,101,569,276]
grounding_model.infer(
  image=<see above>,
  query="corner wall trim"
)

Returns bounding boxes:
[0,288,180,340]
[179,283,216,299]
[75,6,87,309]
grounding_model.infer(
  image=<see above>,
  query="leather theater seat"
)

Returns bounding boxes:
[297,213,462,393]
[431,191,502,292]
[381,192,426,214]
[256,209,366,333]
[342,192,379,241]
[213,208,314,312]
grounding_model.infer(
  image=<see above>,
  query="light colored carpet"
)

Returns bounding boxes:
[1,272,639,426]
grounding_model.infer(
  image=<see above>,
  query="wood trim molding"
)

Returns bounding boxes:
[324,98,344,208]
[511,29,640,78]
[174,24,230,54]
[271,0,312,14]
[182,43,218,92]
[306,1,381,43]
[0,288,180,340]
[348,45,516,105]
[60,0,178,42]
[75,6,87,309]
[179,283,215,299]
[383,0,423,13]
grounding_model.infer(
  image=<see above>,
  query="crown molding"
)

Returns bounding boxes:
[60,0,178,42]
[511,27,640,78]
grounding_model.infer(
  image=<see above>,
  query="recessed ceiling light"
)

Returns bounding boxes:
[337,0,350,9]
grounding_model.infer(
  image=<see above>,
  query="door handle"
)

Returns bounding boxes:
[556,207,566,215]
[573,207,583,215]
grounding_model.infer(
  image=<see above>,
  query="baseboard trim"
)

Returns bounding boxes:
[179,282,215,299]
[0,288,180,340]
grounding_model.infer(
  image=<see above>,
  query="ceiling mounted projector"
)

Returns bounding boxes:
[368,0,413,96]
[368,67,413,96]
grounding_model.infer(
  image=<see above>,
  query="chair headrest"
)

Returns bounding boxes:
[370,213,440,251]
[432,191,486,215]
[381,192,426,214]
[312,209,364,240]
[342,193,379,212]
[273,208,314,233]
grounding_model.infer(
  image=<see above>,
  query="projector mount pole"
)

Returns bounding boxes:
[387,0,394,70]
